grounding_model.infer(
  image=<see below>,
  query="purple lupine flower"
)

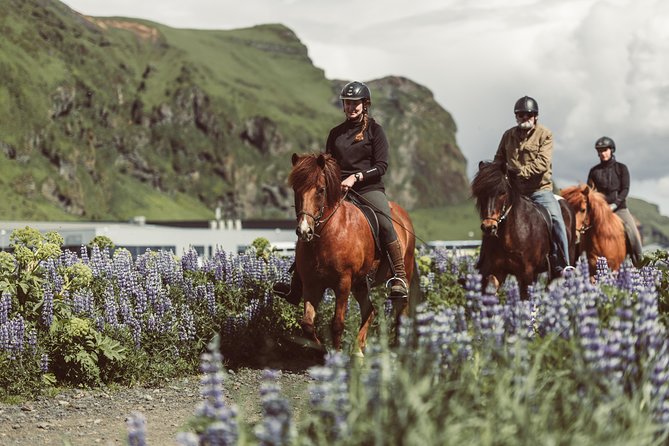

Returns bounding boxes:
[126,412,147,446]
[178,304,196,342]
[41,284,54,328]
[308,352,350,440]
[79,245,89,265]
[27,328,37,353]
[0,291,11,325]
[206,283,216,315]
[43,259,64,295]
[59,249,79,268]
[594,256,615,286]
[650,342,669,426]
[40,353,49,372]
[103,283,119,327]
[255,369,293,446]
[195,337,238,446]
[72,289,94,317]
[181,247,200,272]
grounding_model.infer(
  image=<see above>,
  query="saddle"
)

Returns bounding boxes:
[347,194,382,257]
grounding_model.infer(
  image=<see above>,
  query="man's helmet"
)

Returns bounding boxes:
[595,136,616,153]
[339,81,371,103]
[514,96,539,115]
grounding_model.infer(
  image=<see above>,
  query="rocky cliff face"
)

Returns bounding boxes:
[0,0,470,221]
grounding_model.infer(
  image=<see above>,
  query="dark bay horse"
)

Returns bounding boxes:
[561,184,626,276]
[471,161,576,299]
[289,152,417,356]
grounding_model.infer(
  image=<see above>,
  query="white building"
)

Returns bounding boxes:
[0,218,297,259]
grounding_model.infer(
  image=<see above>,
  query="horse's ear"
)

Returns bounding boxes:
[317,153,326,169]
[582,184,590,196]
[291,153,299,166]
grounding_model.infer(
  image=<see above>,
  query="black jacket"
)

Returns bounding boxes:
[587,156,630,209]
[325,117,388,194]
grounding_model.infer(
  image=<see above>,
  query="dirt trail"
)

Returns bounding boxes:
[0,368,311,446]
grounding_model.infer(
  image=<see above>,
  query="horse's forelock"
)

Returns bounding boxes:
[471,162,510,210]
[288,153,342,207]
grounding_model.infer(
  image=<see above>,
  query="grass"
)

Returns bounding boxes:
[409,201,480,242]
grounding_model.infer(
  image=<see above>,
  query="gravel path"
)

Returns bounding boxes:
[0,368,311,446]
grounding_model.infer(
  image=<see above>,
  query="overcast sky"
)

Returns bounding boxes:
[61,0,669,216]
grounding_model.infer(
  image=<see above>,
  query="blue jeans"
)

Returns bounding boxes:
[530,190,570,266]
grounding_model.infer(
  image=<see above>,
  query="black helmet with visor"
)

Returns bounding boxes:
[595,136,616,153]
[514,96,539,115]
[339,81,371,104]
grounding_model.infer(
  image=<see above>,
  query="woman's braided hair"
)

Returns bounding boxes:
[354,100,370,142]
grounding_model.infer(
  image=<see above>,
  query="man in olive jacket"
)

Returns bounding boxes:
[494,95,572,276]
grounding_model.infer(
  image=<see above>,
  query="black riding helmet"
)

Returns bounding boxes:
[514,96,539,115]
[340,81,371,104]
[595,136,616,153]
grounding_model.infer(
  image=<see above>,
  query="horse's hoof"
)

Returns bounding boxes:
[351,349,365,359]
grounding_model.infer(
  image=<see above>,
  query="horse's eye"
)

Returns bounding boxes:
[317,187,325,195]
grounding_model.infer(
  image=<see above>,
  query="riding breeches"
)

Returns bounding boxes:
[358,190,398,245]
[615,208,643,265]
[529,189,571,266]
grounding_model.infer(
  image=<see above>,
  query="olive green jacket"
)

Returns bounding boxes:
[494,123,554,195]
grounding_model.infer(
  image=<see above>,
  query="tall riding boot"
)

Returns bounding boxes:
[272,272,302,306]
[386,240,408,300]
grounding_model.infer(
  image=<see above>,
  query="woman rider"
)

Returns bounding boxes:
[587,136,643,266]
[273,81,408,304]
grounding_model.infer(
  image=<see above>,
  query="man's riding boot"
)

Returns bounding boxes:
[272,273,302,306]
[386,240,408,300]
[550,251,574,278]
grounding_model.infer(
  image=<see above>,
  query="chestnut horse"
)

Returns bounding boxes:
[471,161,576,299]
[560,184,626,276]
[289,152,417,356]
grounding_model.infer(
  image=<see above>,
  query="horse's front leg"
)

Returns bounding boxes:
[301,284,324,347]
[351,281,375,358]
[331,277,352,351]
[482,273,503,295]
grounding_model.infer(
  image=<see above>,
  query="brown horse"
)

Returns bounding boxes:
[560,184,626,276]
[289,152,417,356]
[471,161,576,299]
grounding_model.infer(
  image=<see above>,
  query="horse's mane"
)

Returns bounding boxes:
[288,153,342,209]
[471,160,515,212]
[562,184,624,238]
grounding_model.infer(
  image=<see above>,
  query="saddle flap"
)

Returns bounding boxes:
[347,195,383,256]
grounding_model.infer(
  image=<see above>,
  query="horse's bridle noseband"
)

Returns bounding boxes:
[481,199,513,227]
[295,189,347,237]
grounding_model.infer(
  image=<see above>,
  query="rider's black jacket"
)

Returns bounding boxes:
[325,117,388,194]
[587,156,630,210]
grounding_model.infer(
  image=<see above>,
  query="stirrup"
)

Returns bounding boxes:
[561,266,576,276]
[386,277,408,300]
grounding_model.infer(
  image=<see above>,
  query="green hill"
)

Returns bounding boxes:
[0,0,468,221]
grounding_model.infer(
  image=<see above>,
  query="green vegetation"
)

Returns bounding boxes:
[410,201,480,242]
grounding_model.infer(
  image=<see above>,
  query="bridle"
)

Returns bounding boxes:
[481,195,513,227]
[295,183,347,237]
[577,198,592,236]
